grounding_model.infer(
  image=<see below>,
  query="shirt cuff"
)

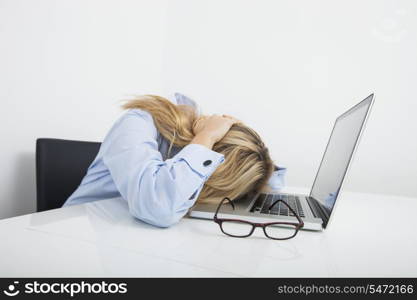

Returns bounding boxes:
[267,165,287,190]
[173,143,225,179]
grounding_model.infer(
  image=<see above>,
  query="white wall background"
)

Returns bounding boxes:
[1,0,416,220]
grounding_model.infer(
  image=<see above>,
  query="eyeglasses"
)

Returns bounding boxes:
[213,197,304,240]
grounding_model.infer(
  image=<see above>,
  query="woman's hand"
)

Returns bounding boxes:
[191,114,240,149]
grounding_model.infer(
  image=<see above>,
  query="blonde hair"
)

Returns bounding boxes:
[122,95,275,204]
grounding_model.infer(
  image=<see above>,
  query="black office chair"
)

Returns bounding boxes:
[36,138,101,212]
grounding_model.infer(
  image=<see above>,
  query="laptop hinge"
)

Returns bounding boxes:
[306,197,330,228]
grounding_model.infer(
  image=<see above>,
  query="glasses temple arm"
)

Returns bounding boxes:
[269,199,304,226]
[269,199,280,210]
[214,197,235,220]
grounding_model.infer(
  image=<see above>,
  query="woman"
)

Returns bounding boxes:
[63,93,285,227]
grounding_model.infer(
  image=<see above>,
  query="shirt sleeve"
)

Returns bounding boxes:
[101,109,225,228]
[267,165,287,191]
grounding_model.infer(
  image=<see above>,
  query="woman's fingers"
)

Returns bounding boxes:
[222,114,241,124]
[192,113,242,144]
[195,114,240,134]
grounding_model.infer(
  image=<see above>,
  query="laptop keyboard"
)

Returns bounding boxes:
[250,194,305,218]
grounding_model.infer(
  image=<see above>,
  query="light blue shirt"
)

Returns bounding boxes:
[63,94,286,227]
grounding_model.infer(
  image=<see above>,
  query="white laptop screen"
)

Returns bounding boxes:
[310,95,374,216]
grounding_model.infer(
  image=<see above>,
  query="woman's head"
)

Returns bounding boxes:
[198,122,275,203]
[122,95,275,204]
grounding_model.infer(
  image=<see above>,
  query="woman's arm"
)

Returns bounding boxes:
[102,109,227,228]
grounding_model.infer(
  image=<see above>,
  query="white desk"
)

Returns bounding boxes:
[1,187,416,277]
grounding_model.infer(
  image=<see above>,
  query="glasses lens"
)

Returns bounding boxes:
[221,221,253,237]
[264,223,298,239]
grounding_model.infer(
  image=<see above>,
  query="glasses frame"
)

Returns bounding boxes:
[213,197,304,240]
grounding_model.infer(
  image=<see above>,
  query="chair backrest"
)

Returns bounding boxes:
[36,138,101,212]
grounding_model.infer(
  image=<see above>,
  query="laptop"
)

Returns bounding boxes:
[189,93,375,231]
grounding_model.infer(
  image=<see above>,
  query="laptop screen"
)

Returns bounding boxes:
[310,94,374,217]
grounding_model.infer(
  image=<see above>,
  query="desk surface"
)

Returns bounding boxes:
[1,187,416,277]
